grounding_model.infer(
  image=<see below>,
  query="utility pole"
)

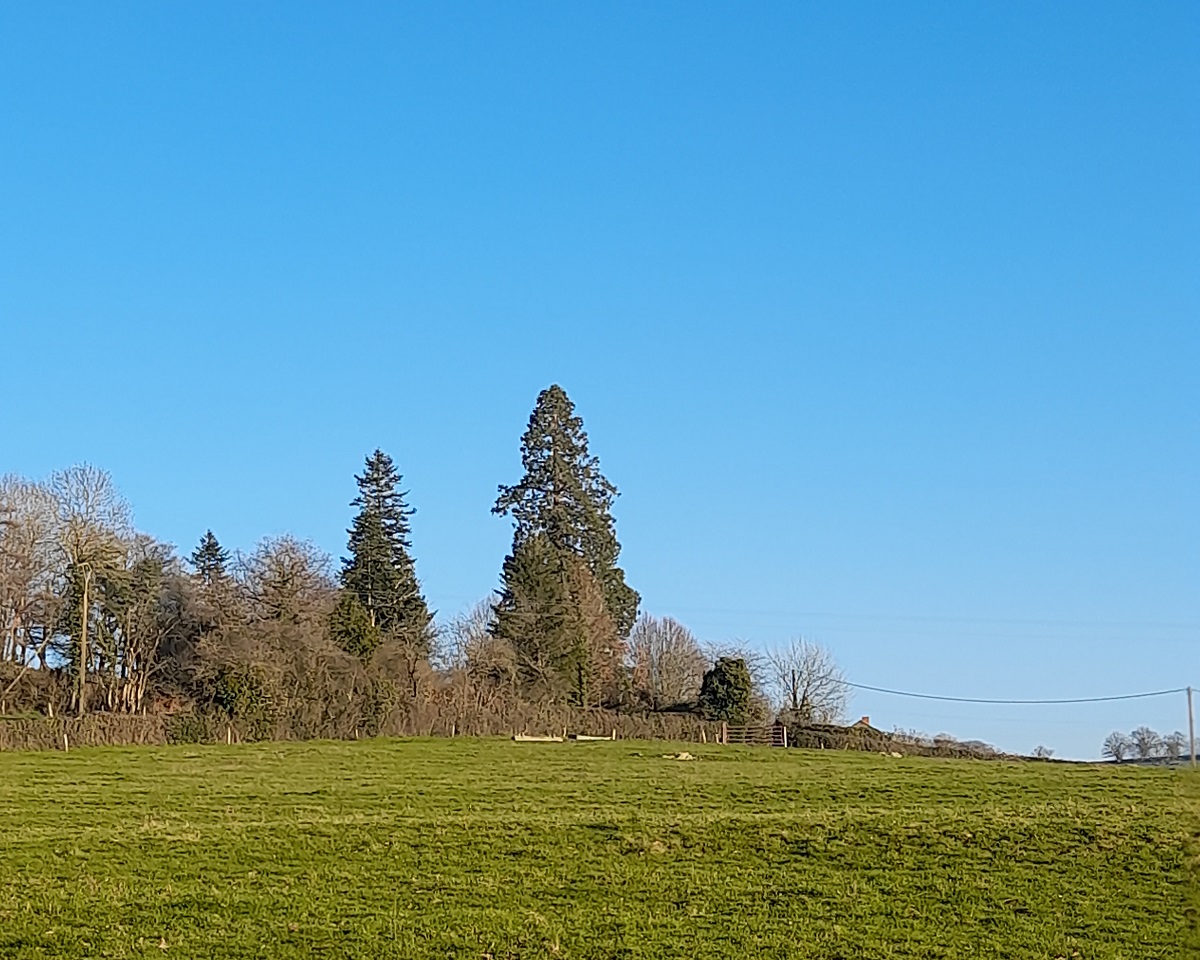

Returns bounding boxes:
[1188,686,1195,770]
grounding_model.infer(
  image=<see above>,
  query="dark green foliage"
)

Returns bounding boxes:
[698,657,753,722]
[96,549,166,635]
[184,532,236,643]
[492,534,581,701]
[165,712,211,744]
[328,590,382,662]
[212,664,274,739]
[491,533,624,706]
[189,530,230,584]
[493,385,639,639]
[55,563,91,684]
[341,450,432,653]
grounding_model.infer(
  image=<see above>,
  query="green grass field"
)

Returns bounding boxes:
[0,739,1195,958]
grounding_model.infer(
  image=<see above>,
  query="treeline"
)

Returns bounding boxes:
[1102,728,1190,762]
[1,385,848,741]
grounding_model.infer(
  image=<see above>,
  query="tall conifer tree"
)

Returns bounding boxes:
[189,530,229,585]
[492,385,638,702]
[341,450,432,654]
[187,530,236,635]
[493,385,638,636]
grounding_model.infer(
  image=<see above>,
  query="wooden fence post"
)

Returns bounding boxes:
[721,721,728,745]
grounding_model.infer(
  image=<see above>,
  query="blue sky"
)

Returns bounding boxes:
[2,2,1197,758]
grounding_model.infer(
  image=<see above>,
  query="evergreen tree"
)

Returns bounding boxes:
[492,534,578,700]
[189,530,229,585]
[698,657,753,723]
[493,385,639,638]
[341,450,432,654]
[491,534,624,706]
[328,590,382,662]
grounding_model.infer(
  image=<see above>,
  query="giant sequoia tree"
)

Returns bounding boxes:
[492,385,637,704]
[341,450,431,656]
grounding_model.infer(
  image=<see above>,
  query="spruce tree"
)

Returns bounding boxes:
[187,530,236,636]
[189,530,229,585]
[341,450,432,654]
[493,385,639,638]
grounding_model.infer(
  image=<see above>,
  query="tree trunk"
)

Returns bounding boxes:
[75,567,91,717]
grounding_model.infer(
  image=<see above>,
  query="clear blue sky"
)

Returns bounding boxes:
[2,3,1196,759]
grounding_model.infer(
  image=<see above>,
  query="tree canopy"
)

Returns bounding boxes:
[698,657,754,723]
[493,385,639,638]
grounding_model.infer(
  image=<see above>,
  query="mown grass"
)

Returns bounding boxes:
[0,738,1195,958]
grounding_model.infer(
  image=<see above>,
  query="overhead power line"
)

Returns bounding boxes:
[844,681,1187,705]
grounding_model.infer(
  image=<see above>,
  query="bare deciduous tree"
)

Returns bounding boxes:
[569,562,624,708]
[51,465,132,715]
[445,598,521,705]
[1162,730,1187,760]
[240,536,334,625]
[439,598,511,710]
[763,637,848,725]
[0,476,61,673]
[95,536,181,714]
[1130,726,1162,760]
[1101,731,1130,762]
[205,536,366,738]
[1032,745,1054,759]
[438,598,496,672]
[628,615,706,710]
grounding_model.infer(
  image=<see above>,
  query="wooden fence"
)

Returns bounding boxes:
[720,722,788,747]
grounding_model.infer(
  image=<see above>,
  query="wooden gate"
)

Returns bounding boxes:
[721,722,788,747]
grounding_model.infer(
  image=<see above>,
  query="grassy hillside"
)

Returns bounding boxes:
[0,739,1195,958]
